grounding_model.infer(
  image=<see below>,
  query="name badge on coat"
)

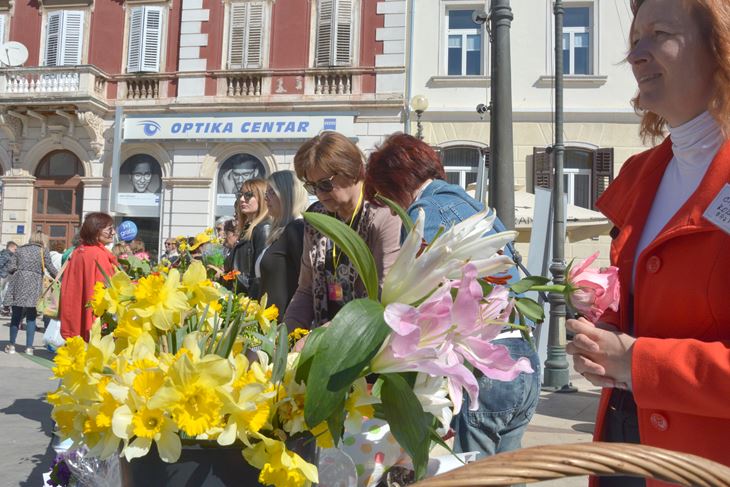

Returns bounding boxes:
[703,183,730,235]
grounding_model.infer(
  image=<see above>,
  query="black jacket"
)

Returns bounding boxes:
[225,220,271,297]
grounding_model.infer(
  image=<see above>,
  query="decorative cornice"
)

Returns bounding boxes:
[535,75,608,88]
[77,111,109,158]
[81,176,109,187]
[162,177,213,188]
[0,175,35,185]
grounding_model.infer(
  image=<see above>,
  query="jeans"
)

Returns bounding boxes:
[452,337,541,458]
[9,306,37,348]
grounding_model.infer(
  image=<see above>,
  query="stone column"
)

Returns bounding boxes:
[0,175,36,245]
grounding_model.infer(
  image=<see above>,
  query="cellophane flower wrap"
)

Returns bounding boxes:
[48,237,321,487]
[295,197,548,481]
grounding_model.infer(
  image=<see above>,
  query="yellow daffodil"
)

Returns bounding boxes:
[218,382,272,446]
[243,435,318,487]
[182,261,221,310]
[52,336,87,379]
[112,404,181,462]
[91,271,135,318]
[343,377,378,433]
[148,351,231,437]
[189,231,211,251]
[278,379,307,435]
[132,270,189,331]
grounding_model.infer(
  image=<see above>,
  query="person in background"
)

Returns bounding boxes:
[257,170,308,315]
[61,234,80,266]
[162,238,179,264]
[226,178,270,297]
[48,241,64,271]
[60,212,118,341]
[3,231,57,355]
[129,238,148,260]
[364,133,540,458]
[0,241,17,316]
[284,131,401,330]
[566,0,730,482]
[111,243,131,260]
[215,216,234,240]
[222,220,238,258]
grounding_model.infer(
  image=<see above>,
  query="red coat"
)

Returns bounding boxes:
[60,244,118,341]
[593,137,730,482]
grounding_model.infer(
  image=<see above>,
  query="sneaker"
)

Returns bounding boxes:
[25,347,33,356]
[4,344,15,354]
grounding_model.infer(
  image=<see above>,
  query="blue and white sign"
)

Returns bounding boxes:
[117,221,138,242]
[124,114,356,140]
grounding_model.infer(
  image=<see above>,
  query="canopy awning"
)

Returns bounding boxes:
[467,189,613,243]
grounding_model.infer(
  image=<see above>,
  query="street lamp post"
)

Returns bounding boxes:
[489,0,515,230]
[543,0,575,392]
[411,94,429,140]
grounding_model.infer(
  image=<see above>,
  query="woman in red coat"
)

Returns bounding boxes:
[567,1,730,485]
[60,212,118,341]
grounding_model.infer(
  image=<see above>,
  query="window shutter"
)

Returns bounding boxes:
[592,147,614,209]
[127,7,144,72]
[245,3,264,68]
[315,0,334,66]
[60,11,84,65]
[228,3,246,69]
[44,11,63,66]
[141,7,162,72]
[334,0,353,66]
[0,15,6,44]
[533,147,553,190]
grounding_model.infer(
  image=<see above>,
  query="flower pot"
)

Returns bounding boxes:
[119,441,261,487]
[119,435,319,487]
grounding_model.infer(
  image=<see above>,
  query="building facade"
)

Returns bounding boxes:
[407,0,650,265]
[0,0,407,257]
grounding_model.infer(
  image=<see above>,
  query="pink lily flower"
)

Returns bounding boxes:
[371,264,534,413]
[566,251,620,323]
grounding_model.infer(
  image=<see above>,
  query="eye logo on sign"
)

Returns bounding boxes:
[138,120,162,137]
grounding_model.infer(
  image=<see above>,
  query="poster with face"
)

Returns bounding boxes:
[118,155,162,206]
[216,154,266,208]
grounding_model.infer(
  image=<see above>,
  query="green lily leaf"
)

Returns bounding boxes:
[515,297,545,323]
[295,326,327,383]
[271,324,288,384]
[375,194,414,235]
[303,299,390,427]
[509,275,551,294]
[303,212,379,301]
[381,373,431,480]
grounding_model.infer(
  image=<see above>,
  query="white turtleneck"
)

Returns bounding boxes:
[633,111,724,285]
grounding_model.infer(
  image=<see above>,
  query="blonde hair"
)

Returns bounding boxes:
[630,0,730,142]
[29,230,49,247]
[266,170,308,245]
[236,178,269,241]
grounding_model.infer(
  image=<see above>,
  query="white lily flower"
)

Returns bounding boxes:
[412,374,454,436]
[381,209,518,305]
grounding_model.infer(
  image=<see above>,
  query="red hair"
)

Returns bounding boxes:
[364,133,446,209]
[79,212,114,245]
[630,0,730,141]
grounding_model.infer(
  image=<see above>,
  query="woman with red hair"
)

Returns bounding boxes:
[364,132,540,460]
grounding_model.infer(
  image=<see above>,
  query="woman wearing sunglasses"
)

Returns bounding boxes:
[256,171,309,315]
[284,131,401,330]
[225,178,270,298]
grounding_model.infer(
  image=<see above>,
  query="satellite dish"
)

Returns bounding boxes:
[0,42,29,67]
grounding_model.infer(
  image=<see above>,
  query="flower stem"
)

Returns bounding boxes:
[529,285,567,293]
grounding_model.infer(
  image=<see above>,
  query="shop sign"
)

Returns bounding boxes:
[124,114,356,140]
[118,193,161,207]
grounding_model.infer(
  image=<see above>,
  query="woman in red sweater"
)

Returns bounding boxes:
[60,212,118,341]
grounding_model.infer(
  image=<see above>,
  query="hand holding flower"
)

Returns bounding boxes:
[566,317,635,390]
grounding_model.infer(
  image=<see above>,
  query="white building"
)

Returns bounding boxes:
[407,0,650,264]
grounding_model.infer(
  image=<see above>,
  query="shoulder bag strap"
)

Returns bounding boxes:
[39,259,70,298]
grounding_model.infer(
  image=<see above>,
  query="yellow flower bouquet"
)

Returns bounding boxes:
[47,260,322,487]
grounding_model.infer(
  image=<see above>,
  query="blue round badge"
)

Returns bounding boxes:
[117,220,138,241]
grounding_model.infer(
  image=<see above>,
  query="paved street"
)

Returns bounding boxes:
[0,316,597,486]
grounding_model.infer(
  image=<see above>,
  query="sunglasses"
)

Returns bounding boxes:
[303,175,336,195]
[240,191,256,201]
[165,242,176,246]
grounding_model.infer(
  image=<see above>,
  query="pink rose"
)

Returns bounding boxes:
[566,251,620,323]
[134,251,150,261]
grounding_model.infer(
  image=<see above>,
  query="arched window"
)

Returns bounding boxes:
[440,145,487,189]
[35,150,84,178]
[532,146,614,210]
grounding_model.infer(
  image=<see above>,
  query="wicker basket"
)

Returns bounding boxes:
[413,442,730,486]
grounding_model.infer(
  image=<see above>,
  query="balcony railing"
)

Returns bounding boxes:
[0,65,109,101]
[226,74,263,96]
[313,71,353,95]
